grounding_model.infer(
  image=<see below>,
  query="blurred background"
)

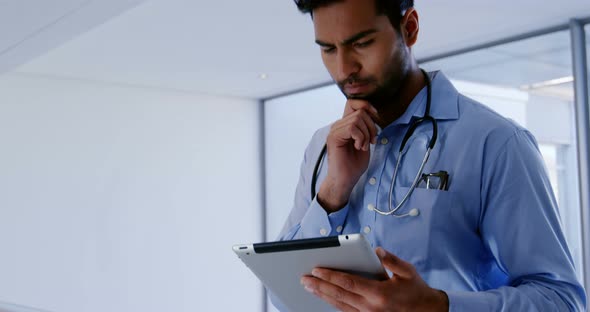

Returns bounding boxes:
[0,1,589,311]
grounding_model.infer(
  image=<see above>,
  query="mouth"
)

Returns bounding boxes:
[343,82,372,96]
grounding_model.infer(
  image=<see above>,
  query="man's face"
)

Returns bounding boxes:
[313,0,411,106]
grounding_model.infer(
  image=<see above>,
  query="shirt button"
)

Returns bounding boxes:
[336,226,343,233]
[363,226,371,234]
[369,177,377,185]
[381,137,389,145]
[367,204,375,211]
[320,228,328,236]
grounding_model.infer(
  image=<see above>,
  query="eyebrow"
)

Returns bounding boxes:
[315,29,378,47]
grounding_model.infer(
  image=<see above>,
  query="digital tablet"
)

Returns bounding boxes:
[233,234,388,312]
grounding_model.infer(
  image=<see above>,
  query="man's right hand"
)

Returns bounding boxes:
[317,100,380,213]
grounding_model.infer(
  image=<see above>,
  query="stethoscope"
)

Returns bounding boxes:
[311,69,437,218]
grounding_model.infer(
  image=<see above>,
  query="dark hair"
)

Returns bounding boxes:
[294,0,414,30]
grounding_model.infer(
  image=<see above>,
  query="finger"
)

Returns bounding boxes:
[311,289,360,312]
[341,110,377,148]
[302,275,367,311]
[351,99,376,112]
[343,99,361,117]
[331,113,374,150]
[376,247,415,279]
[312,268,376,297]
[332,118,368,150]
[356,110,378,145]
[346,113,372,151]
[348,123,369,151]
[347,99,378,115]
[344,100,380,121]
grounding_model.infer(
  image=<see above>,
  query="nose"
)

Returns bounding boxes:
[336,50,361,82]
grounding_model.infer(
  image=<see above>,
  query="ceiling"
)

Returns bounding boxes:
[3,0,590,100]
[0,0,144,74]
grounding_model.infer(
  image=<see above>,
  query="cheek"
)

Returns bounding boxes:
[321,54,337,77]
[361,48,392,79]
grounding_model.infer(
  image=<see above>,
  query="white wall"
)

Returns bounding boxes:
[0,74,263,312]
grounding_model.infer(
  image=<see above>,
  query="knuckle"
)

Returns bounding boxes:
[369,297,388,310]
[326,132,336,143]
[330,120,343,130]
[346,123,357,134]
[333,288,345,301]
[352,100,368,108]
[341,277,355,291]
[350,112,363,123]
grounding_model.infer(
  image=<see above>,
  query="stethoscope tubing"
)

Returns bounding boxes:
[311,69,437,218]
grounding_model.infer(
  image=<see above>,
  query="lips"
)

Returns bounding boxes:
[344,82,371,95]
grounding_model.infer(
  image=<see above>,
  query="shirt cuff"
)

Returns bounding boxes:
[445,290,495,312]
[298,197,349,237]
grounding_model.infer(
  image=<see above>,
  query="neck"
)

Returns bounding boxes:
[375,66,426,128]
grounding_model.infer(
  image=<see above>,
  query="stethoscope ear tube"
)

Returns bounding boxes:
[399,115,437,152]
[311,144,327,200]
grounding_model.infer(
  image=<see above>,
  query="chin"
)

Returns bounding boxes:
[346,93,369,100]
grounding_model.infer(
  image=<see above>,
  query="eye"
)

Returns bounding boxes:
[322,46,336,54]
[354,39,374,48]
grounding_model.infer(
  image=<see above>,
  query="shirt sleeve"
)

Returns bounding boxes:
[447,129,586,311]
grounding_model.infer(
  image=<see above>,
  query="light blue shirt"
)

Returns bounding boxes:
[276,71,586,311]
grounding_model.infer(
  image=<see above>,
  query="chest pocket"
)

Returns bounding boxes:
[374,186,456,272]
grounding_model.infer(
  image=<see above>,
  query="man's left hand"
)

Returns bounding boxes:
[300,247,449,312]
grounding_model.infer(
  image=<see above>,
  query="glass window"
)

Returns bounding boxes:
[422,30,583,282]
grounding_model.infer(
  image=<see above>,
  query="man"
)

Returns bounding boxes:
[275,0,587,311]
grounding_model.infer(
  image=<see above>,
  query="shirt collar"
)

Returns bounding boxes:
[390,70,460,126]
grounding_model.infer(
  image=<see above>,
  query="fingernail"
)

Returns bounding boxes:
[376,248,386,258]
[304,286,315,293]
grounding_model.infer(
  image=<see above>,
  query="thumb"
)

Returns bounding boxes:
[376,247,415,279]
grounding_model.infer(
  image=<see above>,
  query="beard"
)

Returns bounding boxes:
[337,41,410,111]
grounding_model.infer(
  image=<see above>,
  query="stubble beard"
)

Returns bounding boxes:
[339,47,410,112]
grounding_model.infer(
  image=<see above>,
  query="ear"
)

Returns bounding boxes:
[400,8,419,47]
